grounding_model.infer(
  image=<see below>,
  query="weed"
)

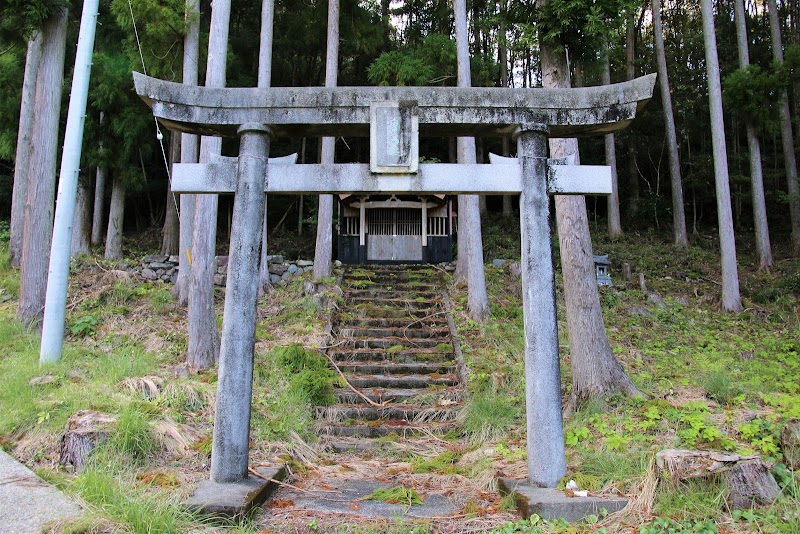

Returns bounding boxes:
[461,390,518,444]
[274,343,339,405]
[70,315,99,337]
[703,370,743,406]
[108,406,156,461]
[410,450,463,474]
[364,485,424,506]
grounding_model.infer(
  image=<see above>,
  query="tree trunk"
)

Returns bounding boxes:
[187,0,231,369]
[10,32,43,269]
[312,0,340,283]
[175,0,201,306]
[601,44,623,239]
[455,0,489,321]
[104,176,125,261]
[539,13,642,409]
[91,173,106,247]
[701,0,743,312]
[767,0,800,256]
[652,0,688,247]
[71,176,92,257]
[734,0,772,271]
[59,411,115,472]
[257,0,275,296]
[160,134,180,256]
[624,14,639,220]
[18,8,68,327]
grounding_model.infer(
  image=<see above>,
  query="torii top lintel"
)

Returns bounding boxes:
[133,72,656,139]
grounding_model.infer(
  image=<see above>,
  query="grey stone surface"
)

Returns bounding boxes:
[186,466,286,516]
[172,160,612,196]
[492,259,507,268]
[264,478,458,520]
[133,72,656,138]
[0,450,83,533]
[141,268,158,280]
[516,127,565,488]
[499,478,628,523]
[211,125,270,483]
[296,260,313,267]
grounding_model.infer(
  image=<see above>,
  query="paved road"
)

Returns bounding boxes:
[0,450,83,533]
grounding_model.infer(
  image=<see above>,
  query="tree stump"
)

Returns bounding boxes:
[726,459,781,509]
[656,449,780,509]
[59,411,116,472]
[780,419,800,470]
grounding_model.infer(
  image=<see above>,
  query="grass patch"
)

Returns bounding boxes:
[460,389,519,444]
[364,485,424,506]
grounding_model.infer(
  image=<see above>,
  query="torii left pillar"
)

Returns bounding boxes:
[186,123,287,514]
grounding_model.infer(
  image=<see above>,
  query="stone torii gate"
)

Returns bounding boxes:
[134,72,655,507]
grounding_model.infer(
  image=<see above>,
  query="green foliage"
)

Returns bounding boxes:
[702,370,743,407]
[108,406,155,461]
[72,467,194,532]
[461,389,518,444]
[639,517,718,534]
[364,485,424,506]
[70,315,99,337]
[723,65,783,129]
[274,343,338,406]
[410,451,463,475]
[368,34,455,86]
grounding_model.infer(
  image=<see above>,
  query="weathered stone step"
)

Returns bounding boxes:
[336,327,451,339]
[349,298,441,311]
[328,349,454,363]
[334,386,463,404]
[336,316,448,328]
[333,361,456,375]
[318,420,457,438]
[315,404,460,423]
[344,289,440,300]
[348,307,442,320]
[339,337,452,350]
[344,279,440,291]
[346,374,459,389]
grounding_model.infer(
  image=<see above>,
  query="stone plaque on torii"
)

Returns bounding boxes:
[134,72,655,499]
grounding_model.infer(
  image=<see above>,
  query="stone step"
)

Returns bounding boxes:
[343,289,440,300]
[349,298,441,311]
[314,404,461,423]
[317,420,457,438]
[335,316,449,329]
[348,307,442,320]
[346,373,459,389]
[336,327,451,339]
[334,386,463,404]
[344,280,440,292]
[333,361,457,375]
[338,337,452,350]
[328,348,454,364]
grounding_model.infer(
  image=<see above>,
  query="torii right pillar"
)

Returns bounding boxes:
[515,124,566,487]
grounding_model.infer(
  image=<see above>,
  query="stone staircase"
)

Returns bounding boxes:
[316,265,464,445]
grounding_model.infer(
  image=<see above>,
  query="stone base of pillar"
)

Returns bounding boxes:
[498,478,628,523]
[185,465,287,516]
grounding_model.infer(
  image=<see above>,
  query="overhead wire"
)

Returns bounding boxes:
[126,0,180,221]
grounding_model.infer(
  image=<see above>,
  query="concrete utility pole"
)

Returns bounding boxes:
[39,0,100,364]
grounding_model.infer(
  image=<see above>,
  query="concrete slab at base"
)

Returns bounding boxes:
[185,466,287,516]
[499,478,628,523]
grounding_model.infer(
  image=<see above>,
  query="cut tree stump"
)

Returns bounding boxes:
[59,410,116,472]
[726,459,781,509]
[781,419,800,470]
[656,449,780,509]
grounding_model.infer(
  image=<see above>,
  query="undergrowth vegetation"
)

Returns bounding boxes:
[0,224,799,532]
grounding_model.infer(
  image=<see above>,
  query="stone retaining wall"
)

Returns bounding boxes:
[136,255,315,286]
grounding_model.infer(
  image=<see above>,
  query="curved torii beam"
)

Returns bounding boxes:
[133,71,656,497]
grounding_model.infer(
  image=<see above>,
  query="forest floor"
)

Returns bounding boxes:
[0,221,799,533]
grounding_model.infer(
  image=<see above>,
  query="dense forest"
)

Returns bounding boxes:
[2,0,799,255]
